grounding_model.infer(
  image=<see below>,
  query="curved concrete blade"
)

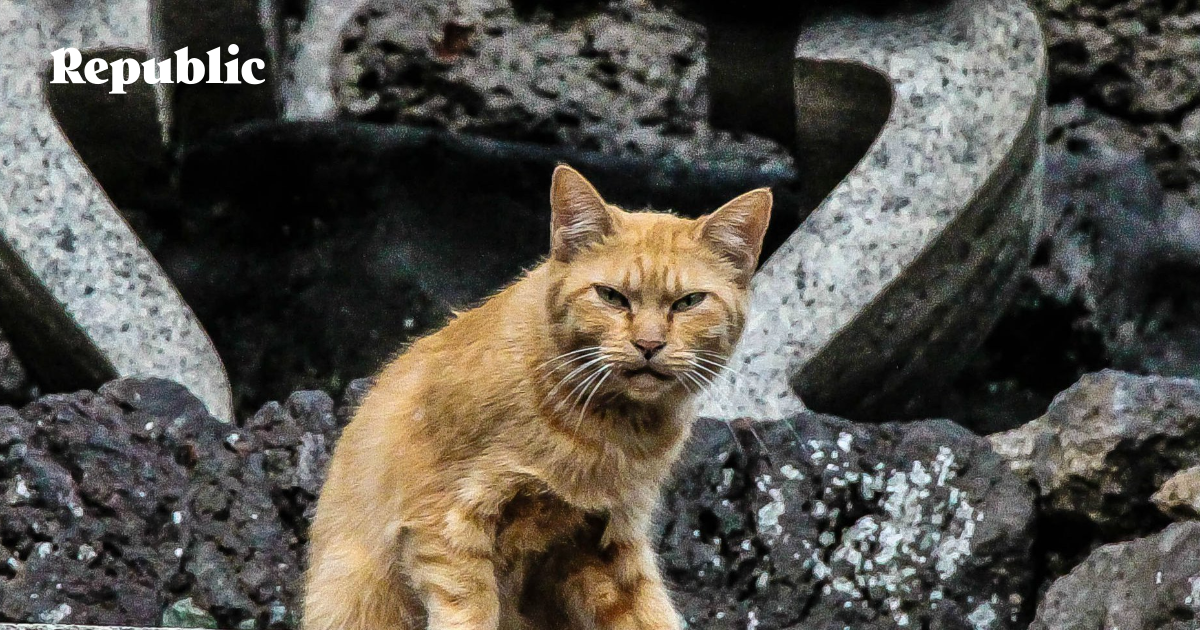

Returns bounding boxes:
[0,0,232,420]
[700,0,1048,422]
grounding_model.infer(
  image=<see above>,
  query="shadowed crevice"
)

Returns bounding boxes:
[793,59,895,211]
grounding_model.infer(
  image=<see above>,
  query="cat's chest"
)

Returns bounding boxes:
[493,485,607,563]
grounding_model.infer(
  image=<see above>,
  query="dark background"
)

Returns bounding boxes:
[3,0,1198,435]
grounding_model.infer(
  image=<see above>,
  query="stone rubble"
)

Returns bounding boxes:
[1030,522,1200,630]
[0,379,353,628]
[660,415,1035,630]
[2,379,1039,630]
[1153,466,1200,521]
[991,370,1200,579]
[334,0,792,170]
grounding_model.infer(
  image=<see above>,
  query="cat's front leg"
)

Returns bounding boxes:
[408,517,501,630]
[562,528,681,630]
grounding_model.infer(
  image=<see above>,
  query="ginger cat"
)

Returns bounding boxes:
[303,165,771,630]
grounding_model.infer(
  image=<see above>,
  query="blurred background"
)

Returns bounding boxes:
[1,0,1198,434]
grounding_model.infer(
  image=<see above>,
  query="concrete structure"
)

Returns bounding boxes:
[699,0,1048,422]
[0,0,232,420]
[278,0,362,120]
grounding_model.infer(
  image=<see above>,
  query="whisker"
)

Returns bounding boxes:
[693,349,736,362]
[689,369,772,457]
[574,367,613,439]
[537,346,601,371]
[683,370,743,453]
[685,354,794,451]
[686,353,753,383]
[777,415,805,446]
[681,369,744,451]
[558,362,610,413]
[691,355,745,378]
[546,355,609,403]
[539,349,603,382]
[679,370,707,394]
[693,355,804,446]
[736,418,771,457]
[720,418,746,455]
[687,361,736,389]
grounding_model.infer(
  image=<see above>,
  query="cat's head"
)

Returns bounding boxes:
[543,165,771,406]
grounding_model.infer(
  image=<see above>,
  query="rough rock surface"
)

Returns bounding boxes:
[1039,104,1200,379]
[1030,522,1200,630]
[1153,466,1200,520]
[334,0,791,170]
[238,389,347,549]
[0,328,37,407]
[1036,0,1200,119]
[1,377,1033,629]
[990,371,1200,575]
[659,415,1036,630]
[1034,0,1200,204]
[0,379,356,628]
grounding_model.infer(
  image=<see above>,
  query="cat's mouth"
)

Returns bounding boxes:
[624,366,673,382]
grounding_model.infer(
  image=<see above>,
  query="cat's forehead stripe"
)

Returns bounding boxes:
[617,252,688,298]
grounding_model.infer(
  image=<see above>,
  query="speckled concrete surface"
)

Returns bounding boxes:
[0,0,232,420]
[281,0,361,119]
[699,0,1048,422]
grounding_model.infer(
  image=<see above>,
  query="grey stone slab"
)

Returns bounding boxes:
[0,0,232,420]
[279,0,362,119]
[699,0,1048,422]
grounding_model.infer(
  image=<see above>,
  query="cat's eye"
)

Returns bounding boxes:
[672,292,707,312]
[595,285,631,309]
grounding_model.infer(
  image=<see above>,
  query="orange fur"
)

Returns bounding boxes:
[304,165,771,630]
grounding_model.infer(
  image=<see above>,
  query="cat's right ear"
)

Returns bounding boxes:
[550,165,613,262]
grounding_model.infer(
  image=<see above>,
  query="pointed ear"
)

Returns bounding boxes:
[550,165,613,262]
[699,188,773,285]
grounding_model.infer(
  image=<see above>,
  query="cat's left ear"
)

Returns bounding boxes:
[699,188,773,285]
[550,165,614,262]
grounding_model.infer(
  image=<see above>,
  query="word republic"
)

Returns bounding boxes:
[50,46,266,95]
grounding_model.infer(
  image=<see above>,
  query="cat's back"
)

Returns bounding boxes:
[343,265,550,448]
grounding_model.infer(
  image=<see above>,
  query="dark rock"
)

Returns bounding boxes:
[0,379,292,627]
[1037,104,1166,312]
[0,379,353,628]
[1033,0,1200,204]
[242,389,346,545]
[659,415,1036,629]
[0,328,38,407]
[1036,105,1200,380]
[334,0,791,171]
[162,597,219,628]
[1030,522,1200,630]
[3,376,1039,628]
[934,279,1110,435]
[1034,0,1200,120]
[990,371,1200,577]
[941,2,1200,433]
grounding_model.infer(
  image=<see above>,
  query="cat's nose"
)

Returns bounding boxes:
[633,339,665,359]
